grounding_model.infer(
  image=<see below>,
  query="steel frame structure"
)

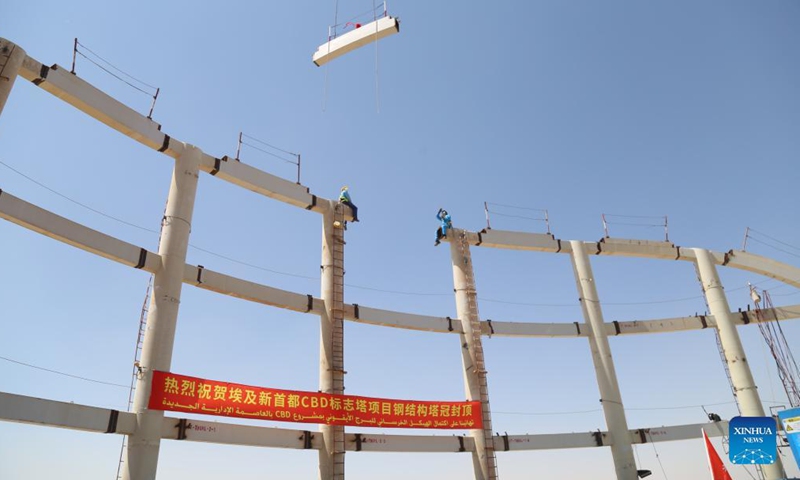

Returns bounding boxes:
[1,38,798,479]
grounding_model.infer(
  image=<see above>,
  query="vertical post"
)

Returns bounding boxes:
[569,241,637,480]
[449,230,494,480]
[0,38,26,117]
[544,209,551,235]
[319,200,345,479]
[122,145,201,480]
[484,202,491,231]
[235,132,243,162]
[147,88,159,119]
[694,248,786,480]
[664,215,669,242]
[742,227,750,251]
[71,38,78,74]
[602,214,609,238]
[297,154,301,185]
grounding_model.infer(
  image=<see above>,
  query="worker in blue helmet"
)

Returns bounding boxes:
[435,208,452,246]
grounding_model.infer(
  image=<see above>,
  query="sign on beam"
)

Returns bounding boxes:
[149,371,481,429]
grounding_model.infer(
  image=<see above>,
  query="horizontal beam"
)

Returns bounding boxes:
[0,391,136,434]
[313,16,400,67]
[0,189,160,272]
[468,229,800,288]
[15,53,339,217]
[18,59,167,154]
[1,193,797,340]
[160,416,320,449]
[0,392,729,453]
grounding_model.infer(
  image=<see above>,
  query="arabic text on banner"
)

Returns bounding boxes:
[148,371,483,429]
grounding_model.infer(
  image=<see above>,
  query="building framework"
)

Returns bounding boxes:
[1,38,799,480]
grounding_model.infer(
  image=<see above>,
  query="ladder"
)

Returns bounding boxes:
[694,268,741,414]
[115,276,153,479]
[331,204,347,478]
[455,231,499,480]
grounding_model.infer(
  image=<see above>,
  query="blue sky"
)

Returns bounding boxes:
[1,1,799,479]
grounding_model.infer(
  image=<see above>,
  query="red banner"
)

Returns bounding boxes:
[149,371,482,429]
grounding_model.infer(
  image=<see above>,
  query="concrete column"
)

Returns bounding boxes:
[569,241,637,480]
[319,200,343,479]
[449,229,493,480]
[122,145,201,480]
[0,38,26,116]
[694,249,785,479]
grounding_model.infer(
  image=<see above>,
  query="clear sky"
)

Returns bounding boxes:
[1,1,799,479]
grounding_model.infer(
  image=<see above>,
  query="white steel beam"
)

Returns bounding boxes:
[0,392,731,452]
[185,263,320,314]
[160,417,319,449]
[124,147,201,480]
[449,229,497,480]
[467,229,800,290]
[0,190,161,272]
[18,58,168,154]
[694,249,785,479]
[14,49,339,217]
[1,193,797,340]
[0,391,136,434]
[570,240,638,480]
[318,200,343,480]
[0,39,26,115]
[312,16,400,67]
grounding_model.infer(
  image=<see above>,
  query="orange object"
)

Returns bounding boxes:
[149,371,482,429]
[703,429,733,480]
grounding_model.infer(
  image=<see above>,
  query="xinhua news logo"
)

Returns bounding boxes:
[729,416,777,465]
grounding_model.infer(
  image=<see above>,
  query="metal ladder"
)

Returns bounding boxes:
[456,231,499,480]
[331,204,347,478]
[115,277,153,479]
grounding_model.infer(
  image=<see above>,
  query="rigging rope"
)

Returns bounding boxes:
[75,40,158,90]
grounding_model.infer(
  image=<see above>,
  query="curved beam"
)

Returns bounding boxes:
[0,392,730,453]
[0,189,160,272]
[15,52,340,217]
[467,229,800,288]
[1,192,797,339]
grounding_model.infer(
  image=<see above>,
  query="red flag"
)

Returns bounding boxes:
[703,429,733,480]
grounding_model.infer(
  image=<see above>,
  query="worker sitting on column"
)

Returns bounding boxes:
[339,186,359,224]
[435,208,452,246]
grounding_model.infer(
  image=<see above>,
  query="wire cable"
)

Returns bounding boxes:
[486,202,547,213]
[75,51,153,96]
[646,430,670,480]
[240,141,299,165]
[489,212,547,222]
[76,40,158,90]
[748,228,800,252]
[746,238,800,259]
[1,159,794,306]
[241,133,299,157]
[0,354,129,389]
[0,159,159,234]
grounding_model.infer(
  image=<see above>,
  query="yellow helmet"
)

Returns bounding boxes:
[341,186,348,191]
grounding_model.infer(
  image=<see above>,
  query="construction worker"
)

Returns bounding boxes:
[339,186,359,223]
[435,208,452,246]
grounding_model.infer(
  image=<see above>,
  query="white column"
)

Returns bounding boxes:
[569,241,637,480]
[448,231,492,480]
[122,145,201,480]
[318,200,342,479]
[0,38,26,116]
[694,249,785,479]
